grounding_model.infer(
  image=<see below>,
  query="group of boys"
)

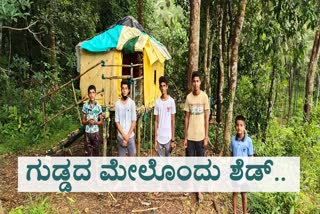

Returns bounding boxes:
[81,71,253,214]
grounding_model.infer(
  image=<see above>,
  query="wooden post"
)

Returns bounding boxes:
[43,90,105,126]
[150,110,153,152]
[130,63,134,98]
[44,61,102,99]
[102,63,143,68]
[137,116,141,156]
[71,81,82,124]
[42,97,46,144]
[137,54,144,155]
[110,114,114,156]
[102,116,107,156]
[45,129,83,155]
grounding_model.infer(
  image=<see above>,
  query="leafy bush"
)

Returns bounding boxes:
[249,110,320,213]
[0,66,80,154]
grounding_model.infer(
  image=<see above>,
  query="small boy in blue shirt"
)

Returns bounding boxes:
[230,115,253,214]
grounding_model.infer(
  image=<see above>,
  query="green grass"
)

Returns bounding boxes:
[0,118,80,155]
[7,195,56,214]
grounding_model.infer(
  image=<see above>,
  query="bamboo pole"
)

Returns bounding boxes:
[102,75,143,81]
[44,61,101,99]
[102,63,143,68]
[43,90,104,126]
[102,75,132,80]
[71,81,82,124]
[101,63,110,156]
[42,97,46,144]
[137,116,141,157]
[101,75,143,81]
[44,62,142,99]
[150,110,153,152]
[102,116,107,156]
[45,129,83,155]
[44,101,83,125]
[130,64,134,98]
[134,76,144,81]
[137,54,145,159]
[143,112,146,150]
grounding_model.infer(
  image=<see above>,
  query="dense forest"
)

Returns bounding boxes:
[0,0,319,213]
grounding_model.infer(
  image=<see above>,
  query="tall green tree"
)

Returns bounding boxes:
[202,0,211,94]
[186,0,201,92]
[215,0,227,152]
[304,30,320,121]
[222,0,247,155]
[138,0,144,27]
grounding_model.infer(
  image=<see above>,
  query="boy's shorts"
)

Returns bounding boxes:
[186,140,205,157]
[84,132,101,156]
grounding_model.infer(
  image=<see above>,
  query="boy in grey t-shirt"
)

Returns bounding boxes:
[115,80,137,156]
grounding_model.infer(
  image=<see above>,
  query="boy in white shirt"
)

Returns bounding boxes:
[115,80,137,156]
[154,76,176,157]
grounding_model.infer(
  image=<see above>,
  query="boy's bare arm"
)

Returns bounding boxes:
[96,113,103,125]
[81,114,87,125]
[204,109,209,139]
[184,112,190,148]
[115,122,126,138]
[171,114,175,141]
[127,121,136,140]
[155,115,158,140]
[155,115,159,151]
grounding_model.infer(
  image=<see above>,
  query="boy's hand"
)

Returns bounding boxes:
[88,119,95,125]
[121,139,127,148]
[155,141,158,152]
[170,142,176,149]
[123,134,130,142]
[203,138,208,149]
[183,139,188,148]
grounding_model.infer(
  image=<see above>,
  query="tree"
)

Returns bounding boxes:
[48,0,57,69]
[222,0,247,155]
[263,63,276,141]
[186,0,201,92]
[215,0,227,153]
[303,30,320,121]
[148,0,188,101]
[138,0,144,27]
[202,0,211,94]
[0,0,31,55]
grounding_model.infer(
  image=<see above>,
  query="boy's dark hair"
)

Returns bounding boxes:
[88,85,96,93]
[191,71,201,81]
[159,76,168,85]
[235,115,246,124]
[121,79,130,89]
